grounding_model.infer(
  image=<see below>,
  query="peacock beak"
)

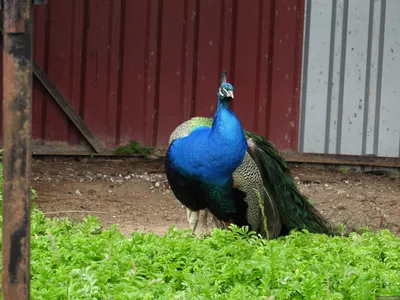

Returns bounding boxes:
[226,90,234,99]
[219,87,234,99]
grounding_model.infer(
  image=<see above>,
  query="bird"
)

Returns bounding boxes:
[165,72,337,239]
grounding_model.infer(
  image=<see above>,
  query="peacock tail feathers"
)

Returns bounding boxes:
[244,130,338,235]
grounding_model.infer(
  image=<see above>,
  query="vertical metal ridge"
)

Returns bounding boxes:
[324,0,337,154]
[373,0,386,155]
[291,0,305,150]
[253,0,264,132]
[179,0,189,121]
[217,0,226,79]
[105,0,114,130]
[398,130,400,157]
[152,0,164,145]
[335,0,349,154]
[143,0,152,142]
[298,0,311,152]
[67,0,77,142]
[190,0,200,117]
[40,0,52,140]
[265,0,276,139]
[228,0,238,111]
[115,0,126,145]
[78,0,89,122]
[361,0,375,155]
[229,0,238,82]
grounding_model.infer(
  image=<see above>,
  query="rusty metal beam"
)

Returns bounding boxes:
[2,0,33,298]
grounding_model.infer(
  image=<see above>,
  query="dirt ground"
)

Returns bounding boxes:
[31,157,400,236]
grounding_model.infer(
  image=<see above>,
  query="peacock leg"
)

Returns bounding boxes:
[186,208,200,233]
[202,209,210,233]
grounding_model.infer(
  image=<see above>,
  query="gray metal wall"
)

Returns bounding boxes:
[299,0,400,157]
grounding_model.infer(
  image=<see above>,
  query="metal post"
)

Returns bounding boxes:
[2,0,33,298]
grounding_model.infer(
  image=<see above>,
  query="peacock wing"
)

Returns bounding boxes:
[233,151,282,238]
[169,117,213,144]
[244,130,337,235]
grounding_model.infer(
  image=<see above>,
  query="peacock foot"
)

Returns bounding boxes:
[211,216,225,229]
[223,220,233,230]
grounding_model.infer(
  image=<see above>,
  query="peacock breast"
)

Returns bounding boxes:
[168,127,247,185]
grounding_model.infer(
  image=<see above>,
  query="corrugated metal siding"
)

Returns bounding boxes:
[0,0,304,152]
[299,0,400,157]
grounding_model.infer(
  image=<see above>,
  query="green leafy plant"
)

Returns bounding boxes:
[115,140,153,157]
[338,167,350,174]
[25,219,400,299]
[0,160,400,299]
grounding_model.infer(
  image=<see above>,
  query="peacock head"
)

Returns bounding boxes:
[217,71,234,106]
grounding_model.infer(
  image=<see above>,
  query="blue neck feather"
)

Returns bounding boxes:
[211,99,241,140]
[171,94,248,185]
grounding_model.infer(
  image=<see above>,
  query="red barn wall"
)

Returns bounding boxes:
[0,0,304,152]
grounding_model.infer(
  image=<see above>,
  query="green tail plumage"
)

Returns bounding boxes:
[244,130,338,235]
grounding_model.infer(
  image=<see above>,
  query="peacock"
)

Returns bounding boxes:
[165,72,337,238]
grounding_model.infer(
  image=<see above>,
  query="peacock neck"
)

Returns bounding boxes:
[170,96,247,183]
[211,99,244,141]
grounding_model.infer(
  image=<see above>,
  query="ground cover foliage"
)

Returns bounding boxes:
[0,162,399,299]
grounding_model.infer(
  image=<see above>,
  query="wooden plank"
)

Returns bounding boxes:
[32,146,107,156]
[26,144,400,169]
[32,60,107,153]
[30,144,141,157]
